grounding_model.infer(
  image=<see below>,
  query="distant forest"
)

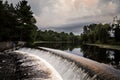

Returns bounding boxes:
[36,30,80,43]
[80,18,120,45]
[0,0,80,43]
[0,0,120,45]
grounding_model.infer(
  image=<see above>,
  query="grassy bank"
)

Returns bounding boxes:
[85,43,120,50]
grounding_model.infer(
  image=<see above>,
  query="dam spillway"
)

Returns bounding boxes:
[16,47,120,80]
[0,50,62,80]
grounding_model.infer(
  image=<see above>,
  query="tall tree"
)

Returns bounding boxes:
[114,25,120,41]
[0,1,17,41]
[0,0,4,41]
[15,0,37,42]
[112,16,120,41]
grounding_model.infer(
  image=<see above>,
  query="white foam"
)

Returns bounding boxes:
[16,48,92,80]
[15,50,63,80]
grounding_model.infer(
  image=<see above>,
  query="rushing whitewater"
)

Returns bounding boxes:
[16,48,97,80]
[15,50,63,80]
[16,47,120,80]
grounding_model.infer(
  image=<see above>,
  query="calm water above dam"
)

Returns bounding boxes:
[35,43,120,70]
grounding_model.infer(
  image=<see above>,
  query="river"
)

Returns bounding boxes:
[34,43,120,70]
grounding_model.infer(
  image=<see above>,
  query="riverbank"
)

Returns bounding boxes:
[0,41,25,51]
[85,43,120,50]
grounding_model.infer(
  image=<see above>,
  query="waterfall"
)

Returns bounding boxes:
[15,51,63,80]
[16,47,120,80]
[16,48,97,80]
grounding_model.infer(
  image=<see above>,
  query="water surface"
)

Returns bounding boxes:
[35,43,120,70]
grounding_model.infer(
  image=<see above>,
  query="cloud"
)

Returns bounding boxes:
[35,0,120,27]
[7,0,120,34]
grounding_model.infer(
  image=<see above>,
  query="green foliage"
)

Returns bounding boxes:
[0,1,17,41]
[36,30,81,43]
[0,0,37,42]
[95,24,110,43]
[80,17,120,45]
[80,23,111,44]
[114,26,120,41]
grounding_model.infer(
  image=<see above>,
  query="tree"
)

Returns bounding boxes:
[95,24,110,43]
[80,24,110,44]
[0,0,38,42]
[69,32,75,43]
[15,0,37,42]
[0,1,17,41]
[112,16,120,41]
[114,26,120,41]
[0,0,5,41]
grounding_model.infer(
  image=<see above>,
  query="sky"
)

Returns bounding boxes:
[7,0,120,34]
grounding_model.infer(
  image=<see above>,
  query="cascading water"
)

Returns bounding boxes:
[14,51,63,80]
[16,48,98,80]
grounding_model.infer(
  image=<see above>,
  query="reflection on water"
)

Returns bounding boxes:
[35,43,77,51]
[35,43,83,56]
[64,48,83,56]
[81,45,120,70]
[35,43,120,70]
